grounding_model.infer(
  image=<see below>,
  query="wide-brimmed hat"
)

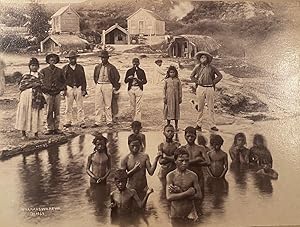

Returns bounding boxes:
[28,57,39,67]
[65,50,80,58]
[195,51,213,63]
[46,53,60,64]
[98,50,110,58]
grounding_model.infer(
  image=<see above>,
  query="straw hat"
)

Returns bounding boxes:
[195,51,213,63]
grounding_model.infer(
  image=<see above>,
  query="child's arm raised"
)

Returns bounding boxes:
[146,153,162,176]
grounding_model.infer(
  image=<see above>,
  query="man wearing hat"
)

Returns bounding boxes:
[93,50,120,127]
[124,58,147,121]
[62,50,87,129]
[190,51,223,132]
[40,53,66,135]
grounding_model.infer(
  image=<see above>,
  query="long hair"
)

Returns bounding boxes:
[166,65,178,78]
[232,132,247,147]
[93,134,109,155]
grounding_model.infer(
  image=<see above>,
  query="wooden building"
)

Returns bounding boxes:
[51,5,80,34]
[103,23,129,45]
[167,35,221,58]
[40,34,89,53]
[127,8,165,36]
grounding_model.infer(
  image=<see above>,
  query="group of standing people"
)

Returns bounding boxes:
[14,49,224,139]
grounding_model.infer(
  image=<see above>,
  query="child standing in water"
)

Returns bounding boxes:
[130,121,146,151]
[87,134,111,185]
[163,66,182,131]
[158,124,181,180]
[207,135,228,178]
[121,134,161,199]
[249,134,273,168]
[182,126,210,193]
[229,133,250,164]
[15,58,46,139]
[166,147,202,221]
[110,169,154,216]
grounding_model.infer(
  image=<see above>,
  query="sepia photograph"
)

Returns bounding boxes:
[0,0,299,226]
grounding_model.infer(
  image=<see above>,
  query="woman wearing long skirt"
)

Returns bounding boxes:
[15,58,46,139]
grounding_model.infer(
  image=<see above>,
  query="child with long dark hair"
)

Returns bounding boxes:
[249,134,273,167]
[163,66,182,131]
[229,133,250,164]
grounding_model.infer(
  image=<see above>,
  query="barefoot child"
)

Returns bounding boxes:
[15,58,46,139]
[130,121,146,151]
[183,126,210,193]
[166,147,202,220]
[110,169,154,216]
[121,134,161,199]
[207,135,228,178]
[158,124,181,180]
[249,134,273,168]
[87,134,111,185]
[229,133,250,164]
[163,66,182,131]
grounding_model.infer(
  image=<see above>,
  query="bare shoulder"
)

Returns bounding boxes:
[186,169,198,179]
[220,150,228,157]
[166,169,176,179]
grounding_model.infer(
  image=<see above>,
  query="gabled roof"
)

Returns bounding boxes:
[127,8,163,21]
[104,23,129,35]
[51,5,80,18]
[41,34,89,47]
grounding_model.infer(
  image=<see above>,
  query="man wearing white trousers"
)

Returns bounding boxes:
[190,51,223,132]
[93,50,120,127]
[125,58,147,121]
[62,50,87,128]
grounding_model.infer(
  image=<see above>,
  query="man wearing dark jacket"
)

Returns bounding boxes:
[93,50,120,127]
[124,58,147,121]
[40,53,65,135]
[62,50,87,128]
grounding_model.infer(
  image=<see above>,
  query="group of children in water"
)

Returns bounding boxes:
[86,121,278,221]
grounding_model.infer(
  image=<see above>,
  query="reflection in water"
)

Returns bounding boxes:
[86,184,111,224]
[20,153,47,208]
[229,162,249,190]
[252,171,273,195]
[206,177,229,210]
[3,130,299,226]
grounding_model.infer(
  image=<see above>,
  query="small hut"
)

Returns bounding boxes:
[40,34,89,53]
[167,35,221,58]
[103,23,130,45]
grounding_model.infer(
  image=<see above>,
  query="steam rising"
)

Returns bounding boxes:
[170,1,194,20]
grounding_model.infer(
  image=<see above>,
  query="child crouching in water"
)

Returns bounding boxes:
[110,169,154,216]
[249,134,273,167]
[229,133,250,164]
[163,66,182,131]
